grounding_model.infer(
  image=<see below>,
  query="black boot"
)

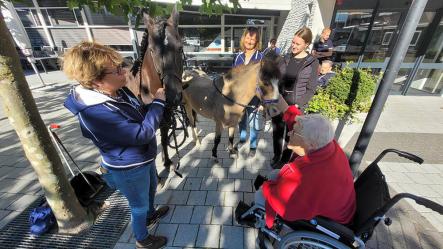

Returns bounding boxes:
[147,206,170,229]
[136,235,167,249]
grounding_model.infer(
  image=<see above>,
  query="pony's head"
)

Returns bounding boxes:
[257,51,281,103]
[141,7,184,106]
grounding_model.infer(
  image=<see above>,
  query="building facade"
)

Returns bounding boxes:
[4,0,443,96]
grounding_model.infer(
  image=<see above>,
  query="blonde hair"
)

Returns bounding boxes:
[61,41,123,89]
[322,27,332,34]
[294,27,313,45]
[239,27,261,52]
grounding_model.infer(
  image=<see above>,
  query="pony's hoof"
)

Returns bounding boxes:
[164,159,173,169]
[211,156,219,163]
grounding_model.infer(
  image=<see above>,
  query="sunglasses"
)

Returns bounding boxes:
[102,64,124,76]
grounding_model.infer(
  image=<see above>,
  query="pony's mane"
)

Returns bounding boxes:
[224,62,260,82]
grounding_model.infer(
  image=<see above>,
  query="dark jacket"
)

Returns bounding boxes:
[279,53,319,110]
[64,86,165,169]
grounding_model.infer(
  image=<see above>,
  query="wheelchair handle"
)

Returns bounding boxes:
[377,193,443,216]
[373,149,423,165]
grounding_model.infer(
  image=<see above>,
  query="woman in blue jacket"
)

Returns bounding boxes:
[63,41,168,249]
[233,27,264,157]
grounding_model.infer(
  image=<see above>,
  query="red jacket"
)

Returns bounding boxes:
[262,132,356,228]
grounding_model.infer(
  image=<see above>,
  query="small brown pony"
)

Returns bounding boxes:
[126,8,184,169]
[182,52,282,160]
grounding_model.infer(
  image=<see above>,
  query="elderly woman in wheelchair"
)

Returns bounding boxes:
[236,106,443,249]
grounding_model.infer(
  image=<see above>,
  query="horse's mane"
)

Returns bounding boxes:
[224,62,260,82]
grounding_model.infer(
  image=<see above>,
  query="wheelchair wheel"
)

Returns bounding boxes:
[278,231,351,249]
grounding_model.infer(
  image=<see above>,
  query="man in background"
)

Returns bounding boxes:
[312,27,334,64]
[263,38,281,55]
[317,60,335,88]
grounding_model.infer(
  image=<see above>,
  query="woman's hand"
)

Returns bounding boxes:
[155,88,166,101]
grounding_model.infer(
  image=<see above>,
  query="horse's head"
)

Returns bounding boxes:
[257,51,281,103]
[142,7,183,106]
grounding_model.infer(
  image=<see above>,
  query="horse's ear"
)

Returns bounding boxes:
[168,5,179,28]
[143,12,155,31]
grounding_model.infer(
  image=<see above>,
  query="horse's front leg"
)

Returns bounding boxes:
[185,104,200,146]
[160,125,172,170]
[228,126,238,158]
[212,122,222,163]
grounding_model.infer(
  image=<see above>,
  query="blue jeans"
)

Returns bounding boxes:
[239,107,261,149]
[102,161,157,241]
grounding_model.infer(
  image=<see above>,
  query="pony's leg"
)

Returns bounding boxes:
[160,125,172,170]
[185,104,200,146]
[212,122,222,162]
[228,126,238,158]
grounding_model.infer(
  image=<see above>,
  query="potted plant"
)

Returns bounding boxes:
[306,64,380,144]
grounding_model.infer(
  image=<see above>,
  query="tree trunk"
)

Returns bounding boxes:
[0,12,92,234]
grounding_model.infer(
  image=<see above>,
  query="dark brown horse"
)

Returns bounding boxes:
[126,8,184,169]
[182,52,282,160]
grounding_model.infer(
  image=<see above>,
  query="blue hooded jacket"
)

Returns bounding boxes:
[233,50,263,67]
[64,86,165,169]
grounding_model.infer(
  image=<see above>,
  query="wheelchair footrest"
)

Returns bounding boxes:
[235,201,256,227]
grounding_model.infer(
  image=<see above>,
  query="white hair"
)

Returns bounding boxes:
[296,114,334,151]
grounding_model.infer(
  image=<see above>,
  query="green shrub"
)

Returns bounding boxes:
[306,65,379,122]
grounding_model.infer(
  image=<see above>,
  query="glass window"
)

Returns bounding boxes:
[86,8,127,25]
[47,8,77,26]
[362,12,402,62]
[180,12,221,25]
[17,9,38,27]
[179,27,221,52]
[424,22,443,63]
[331,10,373,62]
[404,12,435,63]
[409,69,443,95]
[224,15,271,25]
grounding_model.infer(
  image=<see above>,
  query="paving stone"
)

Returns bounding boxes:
[118,222,133,243]
[184,177,203,191]
[195,225,220,248]
[168,190,190,205]
[205,191,225,206]
[244,227,257,249]
[243,193,255,205]
[167,178,186,190]
[224,192,243,207]
[155,223,179,246]
[0,211,20,229]
[228,167,243,179]
[173,224,198,247]
[197,167,211,177]
[170,205,193,223]
[113,242,134,249]
[187,191,207,205]
[6,194,40,211]
[200,177,218,191]
[154,190,173,205]
[211,167,228,178]
[190,206,212,224]
[235,179,253,192]
[218,179,235,192]
[220,225,244,249]
[211,206,232,225]
[0,193,21,209]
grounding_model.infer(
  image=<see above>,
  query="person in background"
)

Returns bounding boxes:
[312,27,334,64]
[317,60,336,88]
[271,27,319,168]
[63,41,169,249]
[255,108,356,229]
[263,38,281,55]
[233,27,264,157]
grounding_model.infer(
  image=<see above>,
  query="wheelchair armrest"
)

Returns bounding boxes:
[312,216,356,244]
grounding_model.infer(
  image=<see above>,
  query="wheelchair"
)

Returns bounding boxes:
[235,149,443,249]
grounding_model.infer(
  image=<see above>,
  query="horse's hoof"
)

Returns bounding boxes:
[211,156,219,163]
[164,159,173,169]
[229,150,238,159]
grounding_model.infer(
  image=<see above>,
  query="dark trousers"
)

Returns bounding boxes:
[271,114,292,164]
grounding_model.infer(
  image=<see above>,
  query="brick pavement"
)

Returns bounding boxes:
[0,76,442,248]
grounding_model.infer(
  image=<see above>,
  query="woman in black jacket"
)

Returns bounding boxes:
[271,27,319,168]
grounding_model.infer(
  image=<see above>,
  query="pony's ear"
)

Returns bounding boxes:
[143,12,155,31]
[167,5,179,28]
